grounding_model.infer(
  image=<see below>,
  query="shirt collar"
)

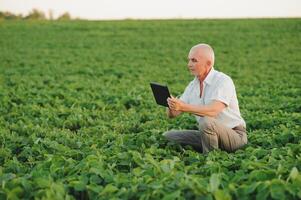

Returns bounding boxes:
[203,67,215,85]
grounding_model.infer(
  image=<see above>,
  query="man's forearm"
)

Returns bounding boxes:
[168,97,225,118]
[181,103,219,117]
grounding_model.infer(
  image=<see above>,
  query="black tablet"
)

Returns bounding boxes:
[150,82,171,107]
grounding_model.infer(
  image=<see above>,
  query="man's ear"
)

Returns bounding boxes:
[206,60,211,67]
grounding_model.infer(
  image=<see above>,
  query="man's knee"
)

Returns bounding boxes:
[162,130,178,141]
[199,117,215,132]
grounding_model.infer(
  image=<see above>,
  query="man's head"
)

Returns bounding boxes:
[187,43,215,79]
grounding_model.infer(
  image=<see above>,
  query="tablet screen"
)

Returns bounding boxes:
[150,82,171,107]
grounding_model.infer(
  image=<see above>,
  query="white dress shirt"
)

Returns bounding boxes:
[180,68,246,129]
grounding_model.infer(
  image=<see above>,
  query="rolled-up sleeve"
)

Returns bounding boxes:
[210,77,235,106]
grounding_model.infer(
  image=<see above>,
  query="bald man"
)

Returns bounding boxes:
[163,44,247,153]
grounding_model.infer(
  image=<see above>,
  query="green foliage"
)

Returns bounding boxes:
[0,19,300,199]
[0,11,23,20]
[57,12,72,21]
[24,9,46,20]
[0,9,72,20]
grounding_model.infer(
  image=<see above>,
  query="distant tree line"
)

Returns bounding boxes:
[0,9,72,20]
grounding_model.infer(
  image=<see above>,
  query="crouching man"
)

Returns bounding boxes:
[164,43,247,153]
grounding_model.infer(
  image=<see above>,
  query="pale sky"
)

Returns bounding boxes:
[0,0,300,20]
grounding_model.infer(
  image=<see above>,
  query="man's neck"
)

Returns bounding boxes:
[197,67,212,82]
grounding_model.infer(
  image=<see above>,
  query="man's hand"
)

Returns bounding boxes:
[166,95,183,118]
[167,95,186,111]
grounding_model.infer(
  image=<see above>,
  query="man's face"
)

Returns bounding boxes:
[187,49,208,78]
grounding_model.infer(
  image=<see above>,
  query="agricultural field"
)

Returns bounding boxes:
[0,19,300,199]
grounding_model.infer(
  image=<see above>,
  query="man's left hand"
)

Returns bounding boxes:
[167,95,186,111]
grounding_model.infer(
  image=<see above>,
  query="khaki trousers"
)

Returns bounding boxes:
[163,117,248,153]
